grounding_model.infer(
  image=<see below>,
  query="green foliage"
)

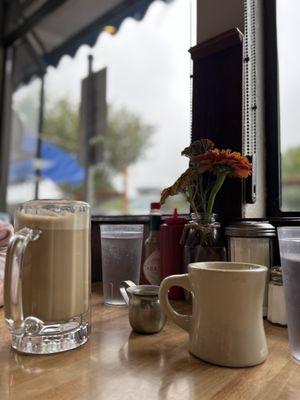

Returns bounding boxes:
[105,107,154,171]
[42,98,154,202]
[282,146,300,178]
[43,100,154,170]
[16,95,154,206]
[14,96,39,134]
[282,185,300,211]
[44,99,79,154]
[281,146,300,211]
[60,167,115,200]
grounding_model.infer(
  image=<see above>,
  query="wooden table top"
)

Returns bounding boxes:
[0,284,299,400]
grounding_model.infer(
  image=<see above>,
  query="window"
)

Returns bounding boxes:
[7,0,196,216]
[8,79,42,211]
[276,0,300,212]
[265,0,300,216]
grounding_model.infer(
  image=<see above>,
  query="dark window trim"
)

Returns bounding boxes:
[92,214,150,224]
[264,0,300,218]
[91,213,189,223]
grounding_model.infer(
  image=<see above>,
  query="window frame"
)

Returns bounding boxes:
[264,0,300,217]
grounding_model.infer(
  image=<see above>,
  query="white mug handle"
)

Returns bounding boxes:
[159,274,192,332]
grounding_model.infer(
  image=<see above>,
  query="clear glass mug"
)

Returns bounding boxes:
[277,227,300,362]
[4,200,91,354]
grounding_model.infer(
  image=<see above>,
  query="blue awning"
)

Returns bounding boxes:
[9,134,85,185]
[4,0,173,87]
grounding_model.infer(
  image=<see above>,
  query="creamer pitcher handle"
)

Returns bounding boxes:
[4,228,41,333]
[159,274,192,332]
[119,280,136,305]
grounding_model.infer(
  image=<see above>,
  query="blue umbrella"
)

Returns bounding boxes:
[9,134,85,185]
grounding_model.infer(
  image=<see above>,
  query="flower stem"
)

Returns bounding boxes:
[205,173,226,223]
[187,185,200,222]
[198,175,206,214]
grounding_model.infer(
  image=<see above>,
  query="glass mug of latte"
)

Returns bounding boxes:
[4,200,90,354]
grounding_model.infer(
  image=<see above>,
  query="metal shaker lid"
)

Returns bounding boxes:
[225,221,276,237]
[127,285,160,296]
[270,266,283,285]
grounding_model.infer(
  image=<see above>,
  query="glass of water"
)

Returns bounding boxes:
[100,224,144,306]
[278,227,300,362]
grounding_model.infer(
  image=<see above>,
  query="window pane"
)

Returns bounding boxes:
[277,0,300,211]
[7,79,42,213]
[8,0,194,215]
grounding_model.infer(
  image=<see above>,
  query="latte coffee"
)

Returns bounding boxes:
[15,210,90,322]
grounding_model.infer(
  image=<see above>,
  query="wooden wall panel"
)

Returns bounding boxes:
[190,28,244,222]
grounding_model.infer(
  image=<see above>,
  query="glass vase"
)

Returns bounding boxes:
[182,213,227,301]
[183,213,226,263]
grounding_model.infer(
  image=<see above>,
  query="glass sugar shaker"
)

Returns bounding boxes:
[225,221,276,317]
[267,266,287,326]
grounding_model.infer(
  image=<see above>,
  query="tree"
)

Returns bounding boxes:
[43,100,154,167]
[44,99,79,154]
[281,146,300,211]
[105,107,153,171]
[42,98,154,209]
[104,106,154,210]
[282,146,300,178]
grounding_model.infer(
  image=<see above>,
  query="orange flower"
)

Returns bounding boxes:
[160,140,252,222]
[160,165,207,204]
[181,139,215,159]
[193,149,252,178]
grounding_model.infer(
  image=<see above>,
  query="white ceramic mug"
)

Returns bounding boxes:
[159,262,268,367]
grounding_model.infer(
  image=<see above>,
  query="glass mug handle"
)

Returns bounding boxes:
[4,227,41,333]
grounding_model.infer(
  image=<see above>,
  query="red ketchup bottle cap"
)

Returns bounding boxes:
[150,202,161,210]
[165,208,186,225]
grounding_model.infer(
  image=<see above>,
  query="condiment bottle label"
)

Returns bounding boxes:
[143,250,160,285]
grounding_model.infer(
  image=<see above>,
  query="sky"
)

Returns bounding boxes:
[277,0,300,152]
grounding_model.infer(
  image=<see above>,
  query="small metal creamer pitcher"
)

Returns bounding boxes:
[120,281,166,334]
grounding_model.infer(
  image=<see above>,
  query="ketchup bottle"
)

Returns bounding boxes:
[160,208,186,299]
